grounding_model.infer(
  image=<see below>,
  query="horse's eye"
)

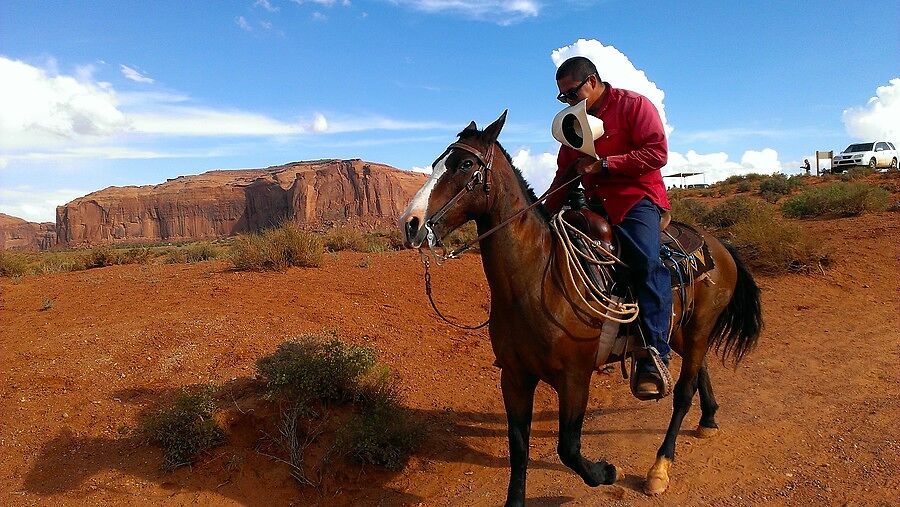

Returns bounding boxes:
[460,160,474,171]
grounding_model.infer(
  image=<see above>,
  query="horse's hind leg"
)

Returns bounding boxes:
[696,360,720,438]
[501,368,539,507]
[645,352,703,495]
[557,371,619,487]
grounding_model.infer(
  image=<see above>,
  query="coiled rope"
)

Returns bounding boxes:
[549,211,640,324]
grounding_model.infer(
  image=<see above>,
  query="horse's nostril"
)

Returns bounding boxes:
[406,217,421,240]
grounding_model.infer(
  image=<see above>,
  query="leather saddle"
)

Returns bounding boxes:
[560,207,715,289]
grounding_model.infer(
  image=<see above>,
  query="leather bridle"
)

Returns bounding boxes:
[417,139,582,329]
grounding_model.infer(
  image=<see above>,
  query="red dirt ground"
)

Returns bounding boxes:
[1,213,898,506]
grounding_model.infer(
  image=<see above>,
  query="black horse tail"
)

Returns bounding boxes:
[710,242,763,365]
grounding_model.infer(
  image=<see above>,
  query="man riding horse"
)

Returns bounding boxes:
[545,56,672,398]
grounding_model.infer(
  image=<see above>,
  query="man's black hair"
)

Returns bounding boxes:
[556,56,599,82]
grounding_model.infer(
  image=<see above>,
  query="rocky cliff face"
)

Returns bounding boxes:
[0,214,57,251]
[55,159,427,247]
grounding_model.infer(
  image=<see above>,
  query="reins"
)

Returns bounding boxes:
[419,140,582,329]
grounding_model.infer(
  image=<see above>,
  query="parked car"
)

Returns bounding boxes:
[831,141,899,172]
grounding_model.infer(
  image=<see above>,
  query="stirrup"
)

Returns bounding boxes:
[629,347,673,401]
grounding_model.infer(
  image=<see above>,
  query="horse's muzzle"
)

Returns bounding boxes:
[399,211,427,249]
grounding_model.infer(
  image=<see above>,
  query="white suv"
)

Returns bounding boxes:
[832,141,899,172]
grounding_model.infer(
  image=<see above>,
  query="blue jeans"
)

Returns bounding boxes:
[614,198,672,364]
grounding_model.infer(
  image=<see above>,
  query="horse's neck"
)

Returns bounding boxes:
[476,170,552,302]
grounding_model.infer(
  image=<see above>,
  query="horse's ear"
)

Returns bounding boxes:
[457,121,478,137]
[482,110,508,145]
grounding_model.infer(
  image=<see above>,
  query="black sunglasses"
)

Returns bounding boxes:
[557,74,595,103]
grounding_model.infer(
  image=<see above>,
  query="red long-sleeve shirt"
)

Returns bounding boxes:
[544,83,670,225]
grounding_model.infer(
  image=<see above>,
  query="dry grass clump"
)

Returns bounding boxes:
[231,223,323,271]
[0,251,29,277]
[727,209,831,274]
[141,385,225,469]
[781,182,890,218]
[323,227,403,253]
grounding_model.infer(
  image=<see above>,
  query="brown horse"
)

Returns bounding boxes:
[399,111,762,506]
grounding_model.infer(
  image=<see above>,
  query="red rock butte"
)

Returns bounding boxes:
[0,213,57,251]
[2,159,428,250]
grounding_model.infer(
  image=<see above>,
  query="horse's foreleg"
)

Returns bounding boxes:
[501,368,538,507]
[696,360,720,438]
[557,373,619,487]
[645,354,703,495]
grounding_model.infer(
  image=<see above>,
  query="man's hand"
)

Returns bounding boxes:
[570,157,602,176]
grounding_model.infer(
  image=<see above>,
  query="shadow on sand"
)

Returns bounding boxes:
[21,377,673,505]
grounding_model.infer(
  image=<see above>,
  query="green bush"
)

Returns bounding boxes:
[669,198,709,226]
[735,181,751,193]
[758,174,792,197]
[323,227,367,252]
[257,335,424,476]
[337,373,423,470]
[86,245,120,268]
[142,386,225,469]
[0,251,30,277]
[231,223,323,271]
[781,182,890,218]
[256,335,377,404]
[183,242,220,262]
[701,196,766,229]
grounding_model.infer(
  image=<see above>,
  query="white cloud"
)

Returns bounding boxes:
[120,64,154,84]
[410,165,432,174]
[511,148,558,194]
[843,77,900,143]
[0,57,129,150]
[311,113,328,132]
[236,16,253,31]
[0,187,89,223]
[311,11,328,21]
[4,146,228,162]
[663,148,783,184]
[512,145,788,189]
[254,0,280,12]
[551,39,671,135]
[390,0,539,24]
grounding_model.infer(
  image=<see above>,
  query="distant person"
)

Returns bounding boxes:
[803,159,811,175]
[544,56,672,399]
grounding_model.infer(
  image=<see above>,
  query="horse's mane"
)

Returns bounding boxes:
[457,129,551,222]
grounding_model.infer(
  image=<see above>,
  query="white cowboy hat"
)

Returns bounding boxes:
[551,99,604,159]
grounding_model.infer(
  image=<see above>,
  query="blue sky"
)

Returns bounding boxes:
[1,0,898,222]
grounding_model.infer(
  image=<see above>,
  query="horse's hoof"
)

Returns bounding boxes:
[612,465,625,483]
[644,456,672,496]
[696,425,719,439]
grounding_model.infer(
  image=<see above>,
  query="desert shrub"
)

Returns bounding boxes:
[183,242,220,263]
[781,182,890,218]
[35,251,89,274]
[758,174,792,197]
[232,223,323,271]
[669,198,709,226]
[0,251,30,277]
[727,210,832,274]
[120,247,154,265]
[142,385,225,469]
[443,222,480,250]
[735,181,751,193]
[256,334,377,404]
[85,245,120,268]
[337,371,423,470]
[700,196,766,229]
[845,167,876,181]
[323,227,367,252]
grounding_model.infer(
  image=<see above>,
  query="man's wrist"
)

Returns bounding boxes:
[599,157,609,176]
